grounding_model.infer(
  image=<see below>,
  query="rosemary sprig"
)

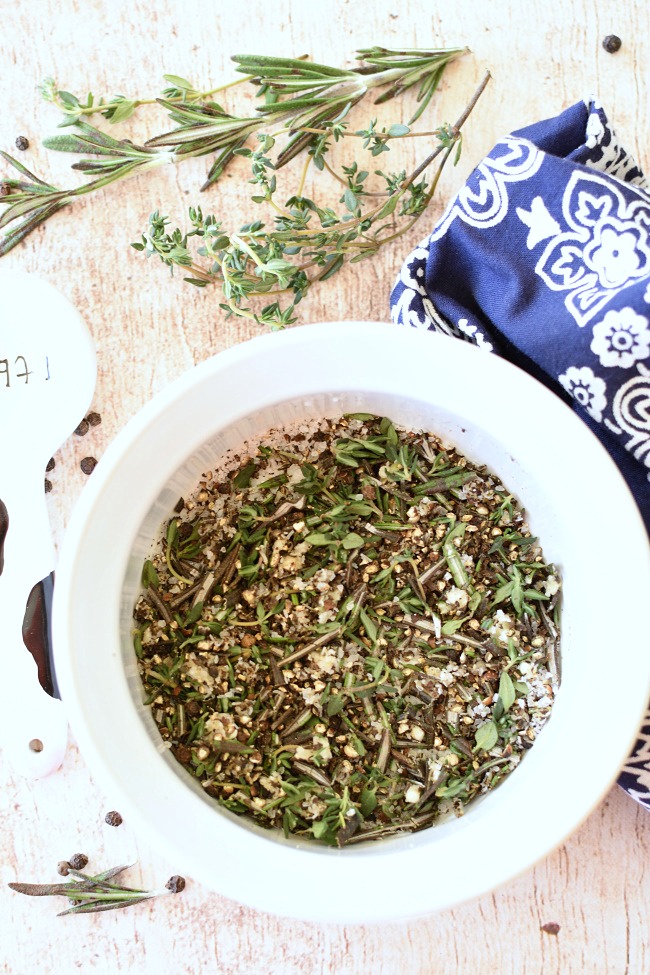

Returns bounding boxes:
[0,128,174,257]
[355,46,468,123]
[8,863,185,916]
[228,47,465,167]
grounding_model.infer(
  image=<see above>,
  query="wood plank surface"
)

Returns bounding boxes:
[0,1,648,972]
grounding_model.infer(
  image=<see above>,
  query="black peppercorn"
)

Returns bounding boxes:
[86,411,102,426]
[174,744,192,764]
[0,183,10,197]
[46,457,55,472]
[15,135,29,151]
[80,456,98,475]
[57,860,70,876]
[74,419,90,437]
[602,34,622,53]
[44,478,52,494]
[165,875,186,894]
[68,853,89,870]
[104,809,123,827]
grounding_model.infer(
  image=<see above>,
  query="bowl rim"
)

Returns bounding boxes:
[53,320,650,922]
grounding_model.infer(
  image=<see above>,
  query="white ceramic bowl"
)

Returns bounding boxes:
[53,321,650,923]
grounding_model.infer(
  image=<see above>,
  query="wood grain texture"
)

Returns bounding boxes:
[1,1,648,972]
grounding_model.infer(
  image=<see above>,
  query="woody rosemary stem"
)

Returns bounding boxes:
[404,70,491,187]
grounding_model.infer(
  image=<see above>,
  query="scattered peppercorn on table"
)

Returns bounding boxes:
[1,1,649,973]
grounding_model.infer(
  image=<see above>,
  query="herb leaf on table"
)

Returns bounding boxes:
[8,863,185,916]
[0,48,490,329]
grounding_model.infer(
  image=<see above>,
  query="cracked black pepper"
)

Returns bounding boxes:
[133,414,560,847]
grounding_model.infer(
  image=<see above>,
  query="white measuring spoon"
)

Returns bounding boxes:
[0,268,96,777]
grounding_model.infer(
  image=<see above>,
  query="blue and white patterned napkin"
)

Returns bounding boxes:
[390,98,650,808]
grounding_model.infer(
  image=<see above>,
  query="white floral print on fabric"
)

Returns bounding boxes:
[591,308,650,369]
[558,365,608,422]
[516,196,561,249]
[390,240,433,330]
[583,96,650,189]
[588,227,645,289]
[620,720,650,806]
[534,170,650,328]
[457,318,494,351]
[431,136,544,241]
[611,364,650,468]
[390,238,493,346]
[396,241,430,296]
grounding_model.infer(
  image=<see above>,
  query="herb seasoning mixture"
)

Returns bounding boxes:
[134,415,560,847]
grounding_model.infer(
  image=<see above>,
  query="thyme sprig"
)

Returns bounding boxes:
[38,72,252,126]
[134,71,490,328]
[8,863,185,916]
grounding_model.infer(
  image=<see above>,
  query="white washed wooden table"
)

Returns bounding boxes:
[1,2,648,972]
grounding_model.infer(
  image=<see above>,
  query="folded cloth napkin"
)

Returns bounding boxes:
[390,98,650,808]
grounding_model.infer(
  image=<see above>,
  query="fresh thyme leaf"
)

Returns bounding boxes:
[474,720,498,752]
[305,531,335,546]
[498,671,516,713]
[327,694,345,716]
[141,559,160,589]
[342,531,365,550]
[360,787,378,816]
[232,461,257,489]
[441,617,468,636]
[163,74,195,91]
[359,606,378,642]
